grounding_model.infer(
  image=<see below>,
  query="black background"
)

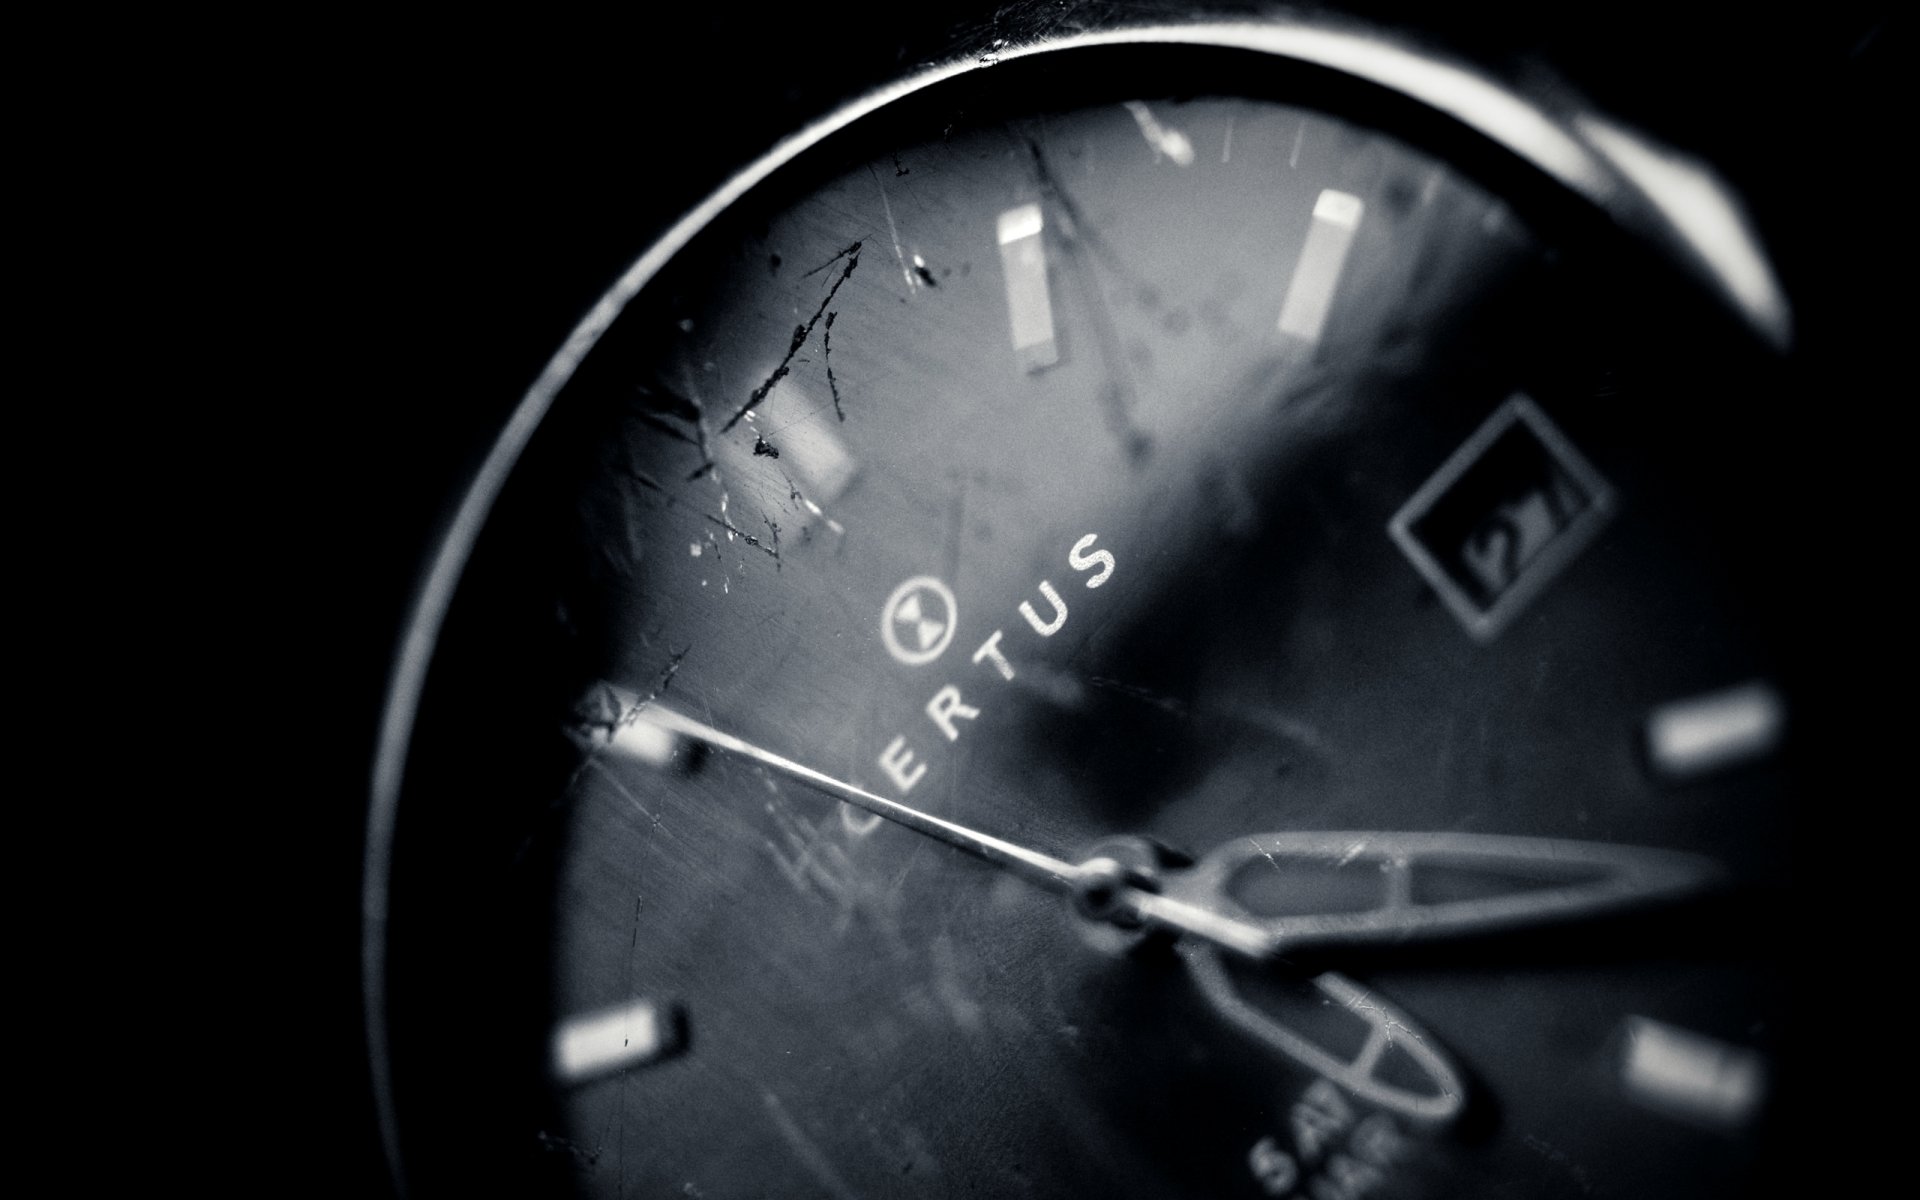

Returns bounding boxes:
[305,4,1891,1194]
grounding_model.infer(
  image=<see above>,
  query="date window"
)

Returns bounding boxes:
[1389,395,1615,642]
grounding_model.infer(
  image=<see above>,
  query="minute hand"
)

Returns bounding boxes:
[1149,830,1726,958]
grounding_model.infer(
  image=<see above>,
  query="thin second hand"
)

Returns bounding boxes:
[642,705,1081,889]
[635,704,1275,956]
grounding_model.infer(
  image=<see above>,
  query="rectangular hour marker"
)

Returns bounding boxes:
[573,688,691,769]
[605,705,679,767]
[1122,100,1195,165]
[1620,1016,1765,1130]
[1276,189,1365,344]
[996,202,1059,373]
[767,380,857,504]
[724,376,857,532]
[553,998,688,1085]
[1645,681,1785,781]
[1388,395,1615,642]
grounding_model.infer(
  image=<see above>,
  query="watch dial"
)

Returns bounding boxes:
[378,41,1799,1200]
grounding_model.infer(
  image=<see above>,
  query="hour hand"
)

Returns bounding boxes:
[1145,831,1726,960]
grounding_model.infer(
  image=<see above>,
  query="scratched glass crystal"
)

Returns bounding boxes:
[372,38,1797,1200]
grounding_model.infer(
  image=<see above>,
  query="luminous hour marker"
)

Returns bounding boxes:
[1620,1016,1765,1129]
[577,693,693,769]
[1645,681,1784,781]
[725,376,857,532]
[1122,100,1195,165]
[761,384,856,504]
[779,399,855,534]
[606,707,679,767]
[1276,189,1365,344]
[996,202,1059,373]
[552,998,688,1085]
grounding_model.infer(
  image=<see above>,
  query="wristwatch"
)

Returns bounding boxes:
[354,5,1879,1196]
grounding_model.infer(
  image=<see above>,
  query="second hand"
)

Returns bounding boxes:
[593,699,1275,958]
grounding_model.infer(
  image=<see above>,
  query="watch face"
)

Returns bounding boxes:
[368,24,1812,1200]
